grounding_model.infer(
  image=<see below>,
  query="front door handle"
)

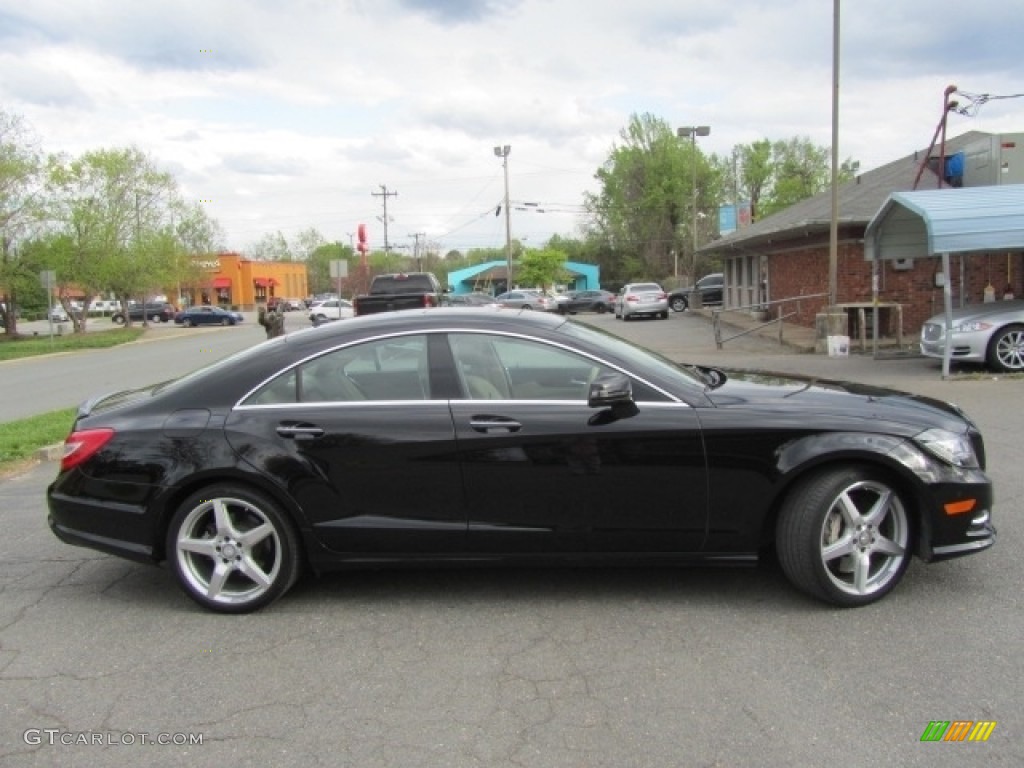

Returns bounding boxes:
[469,416,522,434]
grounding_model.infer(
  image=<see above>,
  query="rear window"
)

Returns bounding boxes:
[369,275,436,295]
[631,283,662,292]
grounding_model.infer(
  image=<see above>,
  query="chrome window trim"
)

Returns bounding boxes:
[234,326,683,409]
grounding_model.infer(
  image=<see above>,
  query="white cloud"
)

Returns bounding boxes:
[1,0,1021,253]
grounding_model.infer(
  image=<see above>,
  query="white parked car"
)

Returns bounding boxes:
[308,298,354,325]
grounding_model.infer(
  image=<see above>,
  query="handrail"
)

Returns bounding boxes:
[710,292,830,349]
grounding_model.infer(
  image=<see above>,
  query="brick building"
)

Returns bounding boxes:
[704,130,1024,340]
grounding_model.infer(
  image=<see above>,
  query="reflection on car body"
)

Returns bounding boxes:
[47,309,994,613]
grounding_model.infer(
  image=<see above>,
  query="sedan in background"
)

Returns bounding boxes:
[308,298,354,325]
[560,289,617,315]
[920,298,1024,372]
[669,272,724,312]
[494,290,557,311]
[175,306,243,326]
[615,283,669,320]
[48,309,994,613]
[444,292,500,308]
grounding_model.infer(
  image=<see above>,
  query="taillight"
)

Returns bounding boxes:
[61,428,115,472]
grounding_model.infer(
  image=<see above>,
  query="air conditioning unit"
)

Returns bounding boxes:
[892,258,914,271]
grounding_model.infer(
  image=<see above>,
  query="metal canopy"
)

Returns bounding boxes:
[865,184,1024,260]
[864,184,1024,379]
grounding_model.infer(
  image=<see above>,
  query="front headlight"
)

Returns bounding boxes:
[952,321,992,334]
[915,427,979,469]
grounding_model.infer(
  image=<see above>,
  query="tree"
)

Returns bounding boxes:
[0,111,44,335]
[248,230,292,261]
[44,147,179,330]
[583,113,717,284]
[516,246,571,292]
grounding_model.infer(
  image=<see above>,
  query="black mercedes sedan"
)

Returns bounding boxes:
[47,309,995,613]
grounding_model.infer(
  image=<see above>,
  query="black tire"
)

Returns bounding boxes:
[111,314,125,325]
[521,304,533,311]
[670,296,688,313]
[659,311,669,319]
[166,485,302,613]
[986,324,1024,372]
[776,466,912,607]
[595,304,606,314]
[185,318,195,327]
[622,312,632,322]
[221,317,230,326]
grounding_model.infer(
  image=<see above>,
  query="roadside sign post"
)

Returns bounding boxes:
[329,260,348,302]
[40,270,56,345]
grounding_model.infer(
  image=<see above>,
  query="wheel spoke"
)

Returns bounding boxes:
[852,550,872,594]
[822,534,856,562]
[835,491,864,527]
[863,489,893,526]
[178,536,219,559]
[872,535,905,557]
[238,522,275,548]
[212,499,236,537]
[205,562,231,600]
[237,556,273,589]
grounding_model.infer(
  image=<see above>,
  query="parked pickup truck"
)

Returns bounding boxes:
[353,272,446,316]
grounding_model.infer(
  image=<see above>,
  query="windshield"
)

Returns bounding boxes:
[557,320,707,390]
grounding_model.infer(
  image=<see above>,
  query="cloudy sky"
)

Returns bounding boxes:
[2,0,1022,256]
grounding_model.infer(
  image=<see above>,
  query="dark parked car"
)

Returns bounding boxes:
[669,272,724,312]
[559,289,617,314]
[47,309,994,613]
[111,302,176,324]
[175,306,244,326]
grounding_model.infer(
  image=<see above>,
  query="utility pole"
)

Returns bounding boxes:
[371,185,398,260]
[409,232,426,271]
[494,145,512,289]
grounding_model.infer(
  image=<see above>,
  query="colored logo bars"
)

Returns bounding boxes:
[920,721,997,742]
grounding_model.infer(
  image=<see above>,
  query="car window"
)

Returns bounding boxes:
[244,334,430,405]
[449,333,614,401]
[631,283,662,292]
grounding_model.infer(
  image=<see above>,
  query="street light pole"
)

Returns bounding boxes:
[677,126,711,280]
[494,145,512,290]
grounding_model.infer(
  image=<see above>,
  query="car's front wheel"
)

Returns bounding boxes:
[111,314,125,324]
[184,318,195,327]
[670,296,688,312]
[166,486,302,613]
[776,466,912,607]
[986,324,1024,372]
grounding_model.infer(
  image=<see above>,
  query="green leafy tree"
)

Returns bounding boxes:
[516,246,571,292]
[583,113,717,283]
[248,230,292,261]
[0,111,44,334]
[44,147,179,330]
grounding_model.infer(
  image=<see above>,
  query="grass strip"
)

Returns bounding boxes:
[0,327,146,362]
[0,408,76,469]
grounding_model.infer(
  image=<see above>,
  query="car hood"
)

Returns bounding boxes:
[924,298,1024,325]
[702,368,974,434]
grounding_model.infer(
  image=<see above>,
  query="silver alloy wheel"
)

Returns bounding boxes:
[818,479,909,597]
[989,326,1024,372]
[174,496,283,607]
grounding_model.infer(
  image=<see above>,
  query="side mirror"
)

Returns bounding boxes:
[588,372,633,408]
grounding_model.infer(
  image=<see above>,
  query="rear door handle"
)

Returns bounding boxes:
[276,424,326,440]
[469,416,522,434]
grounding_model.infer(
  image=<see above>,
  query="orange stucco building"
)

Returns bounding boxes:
[186,252,308,311]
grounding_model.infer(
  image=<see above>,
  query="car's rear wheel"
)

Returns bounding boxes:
[185,318,195,327]
[986,324,1024,372]
[111,314,125,324]
[776,467,912,607]
[595,304,606,314]
[167,486,301,613]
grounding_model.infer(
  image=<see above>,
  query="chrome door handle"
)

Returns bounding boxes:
[469,417,521,434]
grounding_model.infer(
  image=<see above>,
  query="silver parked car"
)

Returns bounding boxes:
[615,282,669,321]
[920,299,1024,372]
[494,290,557,311]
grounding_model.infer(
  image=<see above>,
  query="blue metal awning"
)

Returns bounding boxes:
[864,184,1024,378]
[865,184,1024,260]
